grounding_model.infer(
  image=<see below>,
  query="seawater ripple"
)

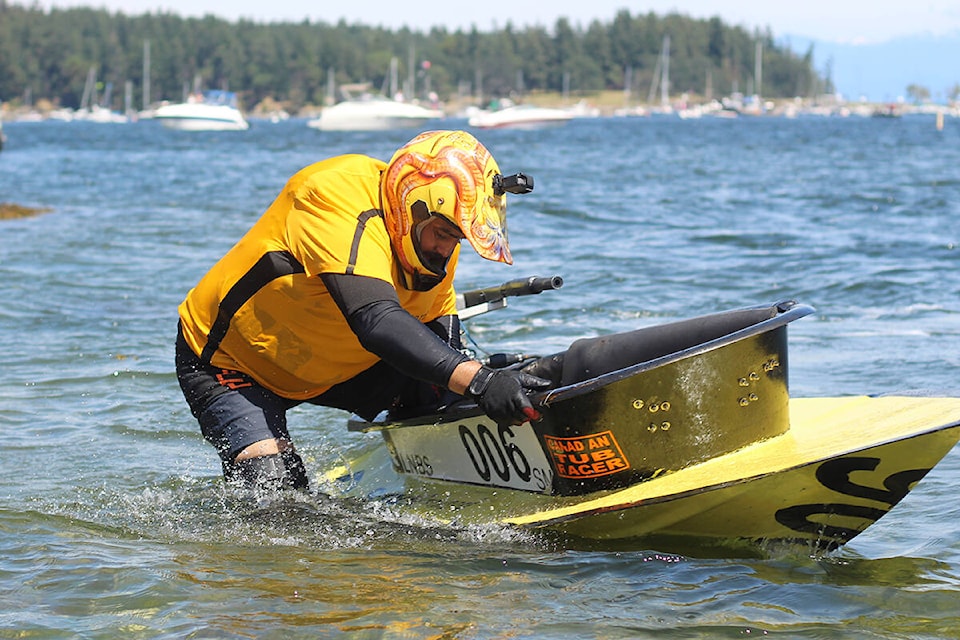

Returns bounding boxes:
[2,115,960,637]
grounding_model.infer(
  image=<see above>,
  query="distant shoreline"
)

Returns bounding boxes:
[3,89,956,123]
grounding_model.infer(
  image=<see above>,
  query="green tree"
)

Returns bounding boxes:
[905,83,930,104]
[0,3,827,110]
[947,83,960,103]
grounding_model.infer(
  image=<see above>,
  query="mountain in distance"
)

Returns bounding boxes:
[780,30,960,103]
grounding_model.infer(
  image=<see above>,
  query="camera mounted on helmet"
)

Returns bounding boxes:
[493,173,534,196]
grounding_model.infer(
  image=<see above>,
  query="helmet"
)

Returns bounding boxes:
[382,130,510,291]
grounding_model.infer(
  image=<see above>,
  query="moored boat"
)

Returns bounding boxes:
[307,96,444,131]
[468,104,573,130]
[154,90,249,131]
[329,280,960,553]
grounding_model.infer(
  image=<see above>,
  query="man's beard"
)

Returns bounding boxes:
[422,250,447,273]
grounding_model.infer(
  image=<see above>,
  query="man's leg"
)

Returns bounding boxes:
[175,330,307,491]
[227,448,309,492]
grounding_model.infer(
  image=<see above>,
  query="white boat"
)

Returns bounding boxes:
[76,104,128,124]
[307,96,443,132]
[73,68,128,123]
[565,100,601,118]
[154,91,249,131]
[468,104,573,130]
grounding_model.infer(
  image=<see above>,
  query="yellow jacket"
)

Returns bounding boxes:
[178,154,459,399]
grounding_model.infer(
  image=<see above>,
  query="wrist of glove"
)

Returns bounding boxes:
[466,365,551,426]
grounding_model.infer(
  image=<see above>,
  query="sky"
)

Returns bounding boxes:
[29,0,960,43]
[25,0,960,100]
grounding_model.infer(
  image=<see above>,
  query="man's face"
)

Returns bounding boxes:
[417,217,464,271]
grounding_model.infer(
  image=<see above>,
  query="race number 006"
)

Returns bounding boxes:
[458,423,532,483]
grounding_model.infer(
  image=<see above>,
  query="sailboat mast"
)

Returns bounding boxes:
[660,35,670,107]
[407,43,415,99]
[142,40,151,110]
[623,65,633,108]
[125,80,133,117]
[646,56,660,105]
[80,66,96,110]
[389,57,399,98]
[754,40,763,104]
[646,35,670,107]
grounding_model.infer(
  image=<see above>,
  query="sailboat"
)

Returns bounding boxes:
[740,41,766,115]
[75,67,128,123]
[613,66,648,117]
[137,40,157,119]
[647,35,673,114]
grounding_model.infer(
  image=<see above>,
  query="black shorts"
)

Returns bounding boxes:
[175,326,410,466]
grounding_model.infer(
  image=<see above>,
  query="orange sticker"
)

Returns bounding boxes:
[543,430,630,479]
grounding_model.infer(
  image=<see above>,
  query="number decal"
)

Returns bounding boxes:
[459,425,491,481]
[479,425,510,481]
[458,422,538,487]
[501,425,532,482]
[395,452,434,476]
[387,418,551,493]
[775,456,933,545]
[815,457,925,505]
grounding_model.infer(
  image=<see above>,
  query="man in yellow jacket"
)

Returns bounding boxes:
[176,130,548,492]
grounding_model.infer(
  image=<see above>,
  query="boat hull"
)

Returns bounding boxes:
[307,99,443,131]
[309,116,437,132]
[330,396,960,551]
[512,396,960,549]
[467,105,573,129]
[355,302,811,496]
[329,300,960,552]
[154,103,249,131]
[157,118,249,132]
[468,118,571,130]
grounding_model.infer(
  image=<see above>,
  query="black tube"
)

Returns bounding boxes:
[460,275,563,308]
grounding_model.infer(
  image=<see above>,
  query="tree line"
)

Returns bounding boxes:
[0,2,829,112]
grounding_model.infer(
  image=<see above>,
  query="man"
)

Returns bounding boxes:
[176,130,549,493]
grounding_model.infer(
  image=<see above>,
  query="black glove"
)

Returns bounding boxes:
[467,365,551,425]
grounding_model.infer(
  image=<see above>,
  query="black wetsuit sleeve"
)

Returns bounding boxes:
[321,273,470,388]
[424,314,463,351]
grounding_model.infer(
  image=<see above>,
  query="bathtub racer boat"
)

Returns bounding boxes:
[327,277,960,552]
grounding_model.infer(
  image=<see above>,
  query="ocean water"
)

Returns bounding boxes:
[2,114,960,638]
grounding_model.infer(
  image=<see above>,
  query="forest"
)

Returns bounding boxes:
[0,2,829,112]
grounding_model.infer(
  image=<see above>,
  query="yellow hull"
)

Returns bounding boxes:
[328,396,960,551]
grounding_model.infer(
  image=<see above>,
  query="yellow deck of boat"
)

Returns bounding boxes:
[500,395,960,545]
[326,396,960,549]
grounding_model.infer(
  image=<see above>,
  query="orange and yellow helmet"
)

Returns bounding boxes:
[382,130,513,290]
